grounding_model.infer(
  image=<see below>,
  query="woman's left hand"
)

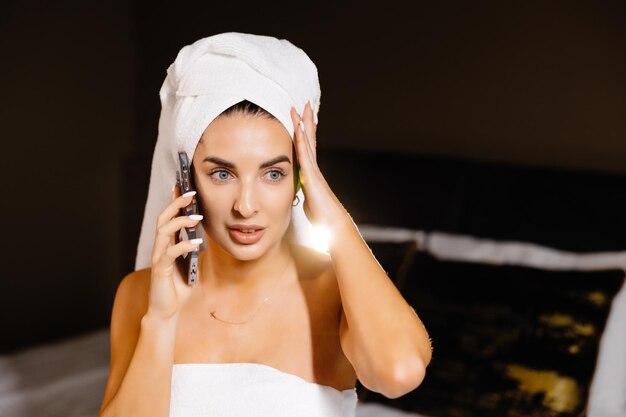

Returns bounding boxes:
[290,101,346,229]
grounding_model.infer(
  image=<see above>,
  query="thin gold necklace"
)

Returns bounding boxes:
[199,251,292,325]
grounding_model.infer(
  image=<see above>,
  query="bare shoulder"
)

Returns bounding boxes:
[98,268,151,414]
[115,267,152,319]
[291,244,334,280]
[290,244,342,314]
[288,245,356,387]
[108,267,152,351]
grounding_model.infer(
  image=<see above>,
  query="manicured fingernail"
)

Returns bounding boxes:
[172,183,176,192]
[188,214,203,220]
[182,191,196,198]
[298,120,305,133]
[190,238,203,244]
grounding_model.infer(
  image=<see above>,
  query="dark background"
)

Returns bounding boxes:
[1,0,625,352]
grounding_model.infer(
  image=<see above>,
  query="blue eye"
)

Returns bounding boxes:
[265,169,285,182]
[210,169,232,181]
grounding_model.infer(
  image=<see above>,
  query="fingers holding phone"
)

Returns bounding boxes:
[147,152,202,321]
[151,184,201,267]
[175,152,200,286]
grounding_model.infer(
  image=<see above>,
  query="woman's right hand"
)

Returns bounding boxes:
[147,184,204,321]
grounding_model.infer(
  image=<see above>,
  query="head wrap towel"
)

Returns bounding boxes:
[135,32,321,270]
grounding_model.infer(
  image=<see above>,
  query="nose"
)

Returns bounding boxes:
[233,179,258,218]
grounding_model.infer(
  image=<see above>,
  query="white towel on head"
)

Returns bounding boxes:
[135,32,322,271]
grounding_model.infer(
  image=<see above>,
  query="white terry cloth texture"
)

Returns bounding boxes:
[169,363,358,417]
[358,224,626,417]
[135,32,321,270]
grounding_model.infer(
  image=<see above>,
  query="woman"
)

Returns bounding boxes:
[98,33,432,417]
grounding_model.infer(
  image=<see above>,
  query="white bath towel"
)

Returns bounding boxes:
[135,32,322,270]
[169,363,357,417]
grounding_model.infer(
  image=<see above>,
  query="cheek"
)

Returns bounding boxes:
[195,187,228,219]
[265,188,295,224]
[265,184,294,206]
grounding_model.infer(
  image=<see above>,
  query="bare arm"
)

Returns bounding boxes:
[287,102,432,399]
[99,311,178,417]
[98,269,181,417]
[99,181,201,416]
[330,212,432,399]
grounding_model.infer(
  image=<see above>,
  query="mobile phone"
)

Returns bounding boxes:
[176,151,199,286]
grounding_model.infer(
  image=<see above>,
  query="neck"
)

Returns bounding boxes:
[199,238,293,290]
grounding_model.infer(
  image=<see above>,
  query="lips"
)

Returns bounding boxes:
[227,225,266,245]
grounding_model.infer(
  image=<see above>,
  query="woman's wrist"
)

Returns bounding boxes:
[324,205,354,232]
[321,206,357,250]
[313,199,348,229]
[142,309,180,330]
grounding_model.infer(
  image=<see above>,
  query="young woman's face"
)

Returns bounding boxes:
[192,114,296,261]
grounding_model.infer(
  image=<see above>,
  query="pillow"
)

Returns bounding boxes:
[358,247,625,417]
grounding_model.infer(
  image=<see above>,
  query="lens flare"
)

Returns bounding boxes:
[310,224,331,254]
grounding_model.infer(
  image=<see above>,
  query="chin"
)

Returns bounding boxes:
[218,233,279,261]
[225,244,267,261]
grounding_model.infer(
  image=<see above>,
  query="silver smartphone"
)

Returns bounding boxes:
[176,152,199,286]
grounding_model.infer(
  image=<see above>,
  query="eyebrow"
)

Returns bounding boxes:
[202,155,291,169]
